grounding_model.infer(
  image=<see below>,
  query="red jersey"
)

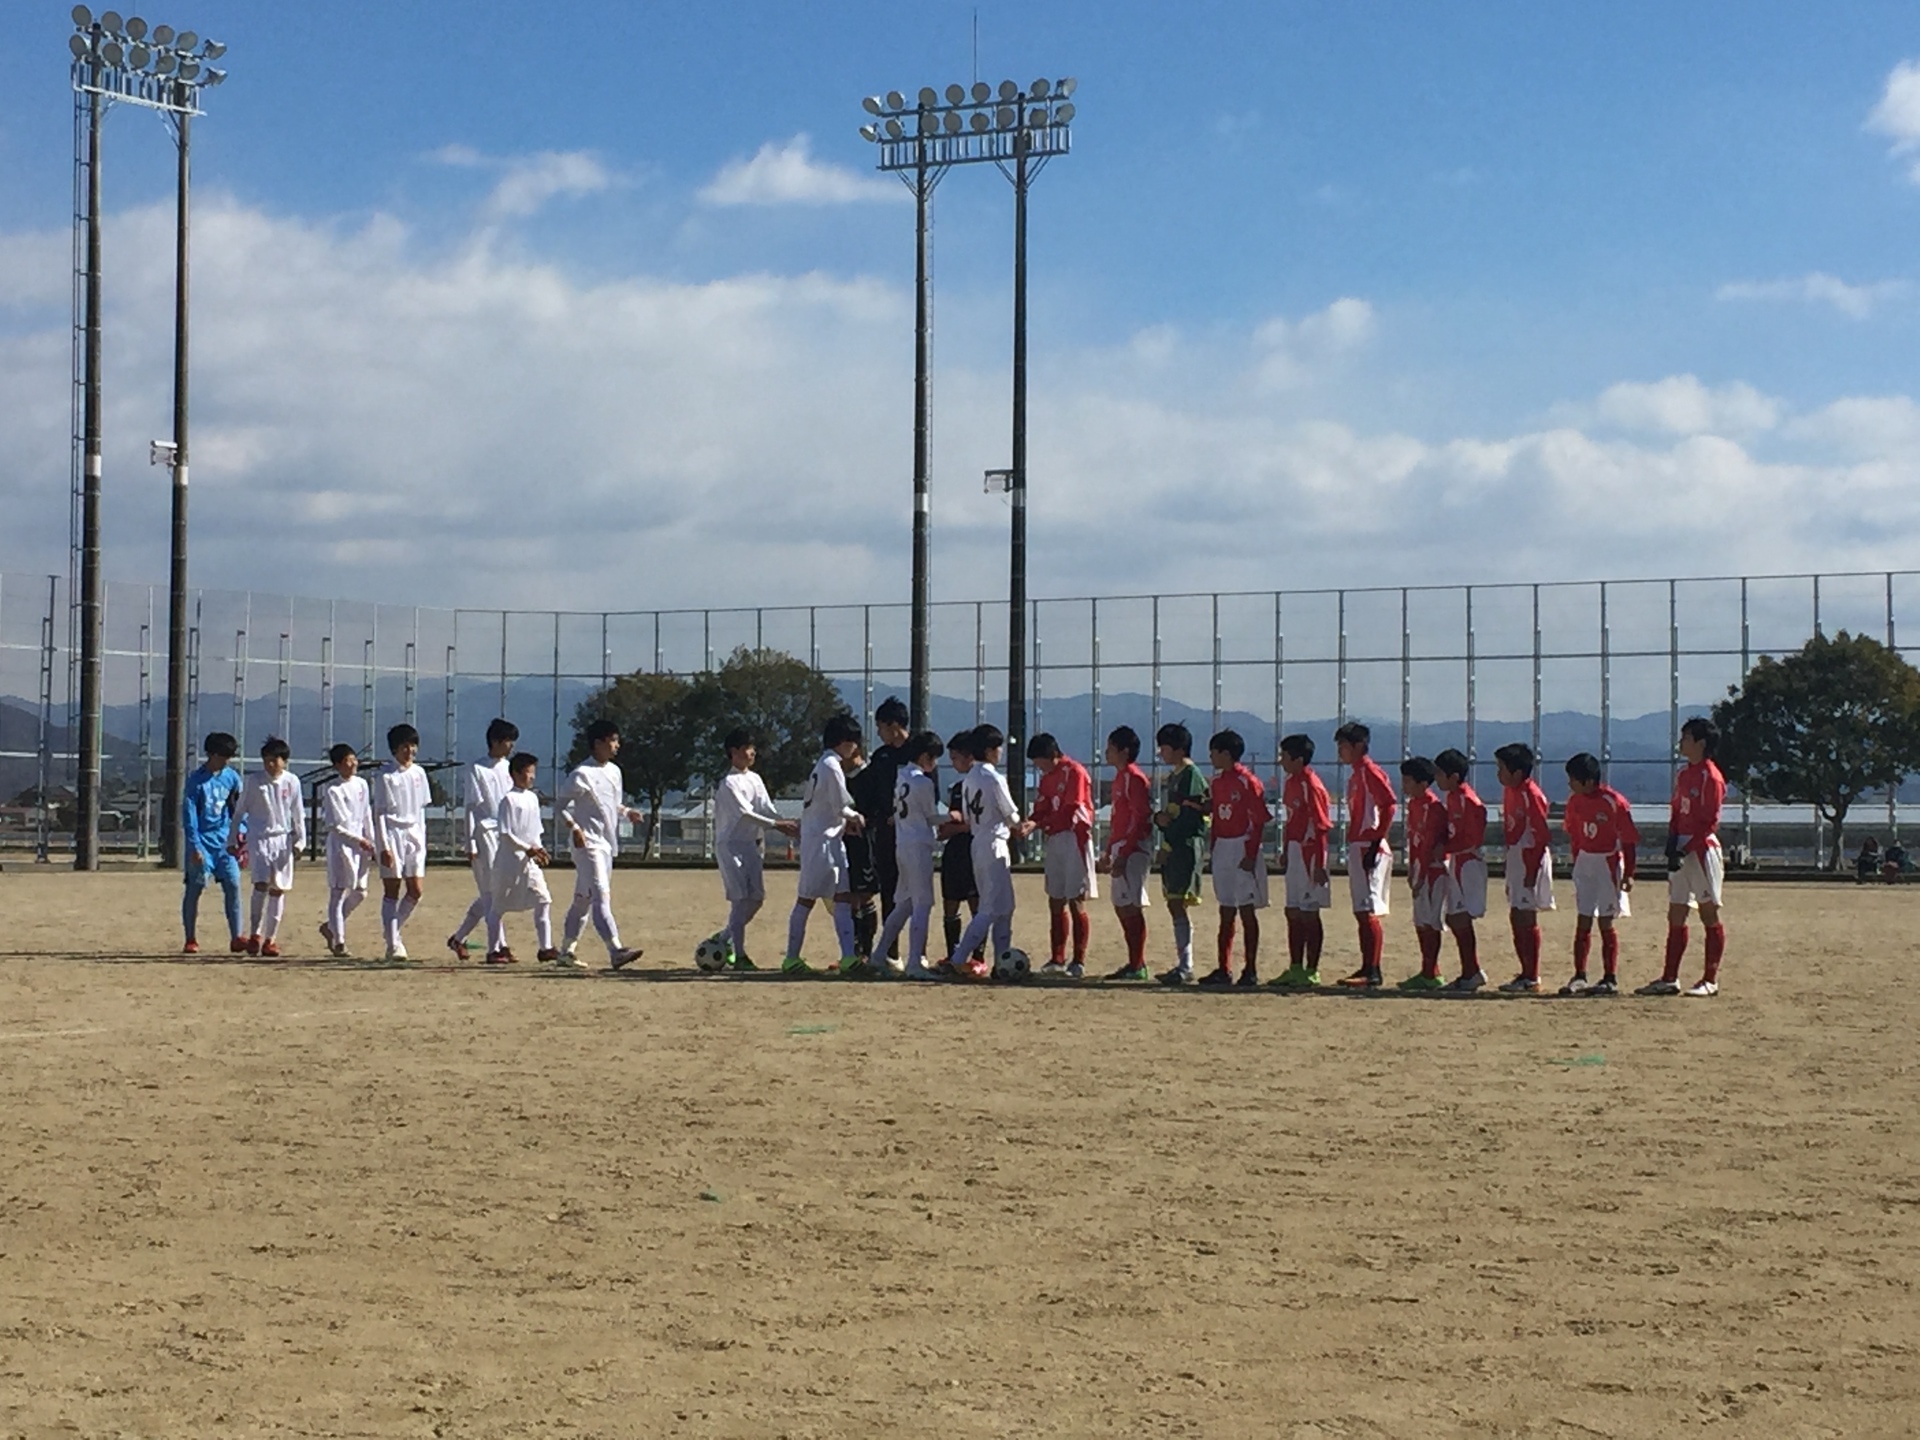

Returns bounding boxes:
[1669,759,1725,856]
[1282,767,1332,873]
[1346,755,1397,849]
[1563,785,1640,880]
[1106,763,1152,864]
[1033,756,1093,840]
[1404,788,1450,885]
[1502,779,1551,881]
[1209,763,1271,864]
[1444,782,1488,859]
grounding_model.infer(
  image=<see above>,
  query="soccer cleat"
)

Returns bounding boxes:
[782,955,816,976]
[259,940,281,958]
[1268,965,1319,988]
[1498,974,1542,994]
[181,939,199,955]
[959,956,993,981]
[1106,962,1150,981]
[318,922,335,948]
[904,960,935,981]
[1558,975,1592,997]
[1588,976,1619,996]
[1198,966,1234,988]
[384,942,411,963]
[1157,966,1193,987]
[245,934,262,957]
[484,949,511,965]
[1683,979,1719,998]
[535,948,561,964]
[729,953,759,971]
[1039,959,1071,979]
[1337,968,1382,989]
[229,936,250,954]
[329,941,349,959]
[446,935,470,961]
[1635,978,1681,996]
[930,956,958,978]
[838,954,870,978]
[1446,970,1487,993]
[1397,973,1445,992]
[1065,961,1085,980]
[558,951,592,970]
[1236,964,1261,988]
[610,947,644,971]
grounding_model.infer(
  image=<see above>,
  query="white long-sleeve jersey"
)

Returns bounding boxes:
[963,761,1019,852]
[372,761,431,851]
[237,769,307,849]
[495,788,546,859]
[320,773,372,848]
[714,769,782,851]
[893,763,942,853]
[559,758,627,855]
[800,751,858,846]
[464,756,511,853]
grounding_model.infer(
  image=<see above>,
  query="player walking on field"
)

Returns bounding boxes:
[937,729,985,972]
[558,718,647,971]
[951,725,1023,981]
[234,736,306,957]
[1495,743,1555,994]
[1398,756,1450,990]
[1336,722,1396,989]
[1434,748,1489,991]
[372,723,432,963]
[490,751,557,962]
[785,713,867,976]
[712,728,799,970]
[1560,751,1638,996]
[1641,716,1728,997]
[872,730,946,978]
[448,718,518,962]
[1028,732,1096,978]
[1272,733,1332,987]
[1154,723,1210,986]
[1097,726,1154,981]
[318,743,374,957]
[180,730,244,955]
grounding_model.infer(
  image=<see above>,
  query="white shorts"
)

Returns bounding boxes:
[1347,841,1391,915]
[892,842,937,913]
[249,833,295,891]
[797,833,849,901]
[572,839,614,900]
[1043,830,1097,901]
[382,823,427,880]
[1411,873,1448,929]
[718,838,766,903]
[1446,855,1489,919]
[491,852,551,913]
[1108,850,1152,910]
[1504,845,1556,912]
[1668,841,1725,909]
[1571,850,1631,918]
[1282,840,1331,911]
[973,840,1015,917]
[468,832,499,894]
[326,836,373,893]
[1212,837,1269,910]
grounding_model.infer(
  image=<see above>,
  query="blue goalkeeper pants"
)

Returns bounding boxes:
[183,852,243,943]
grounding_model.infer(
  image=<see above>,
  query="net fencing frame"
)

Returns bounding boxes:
[1,568,1914,865]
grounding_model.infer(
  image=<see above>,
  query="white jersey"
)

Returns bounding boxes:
[238,769,307,848]
[800,752,857,845]
[495,788,546,859]
[963,761,1019,852]
[559,758,627,855]
[713,769,782,851]
[464,756,511,851]
[320,773,372,848]
[893,763,942,852]
[372,761,431,850]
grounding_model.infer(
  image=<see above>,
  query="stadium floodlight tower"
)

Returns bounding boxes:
[66,5,228,871]
[861,77,1076,793]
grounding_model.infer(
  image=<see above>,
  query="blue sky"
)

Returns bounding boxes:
[2,0,1919,609]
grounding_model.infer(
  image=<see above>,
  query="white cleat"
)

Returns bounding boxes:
[1636,978,1681,996]
[1683,979,1719,998]
[384,941,410,962]
[609,947,643,971]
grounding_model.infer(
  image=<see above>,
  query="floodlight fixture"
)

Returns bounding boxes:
[200,38,223,58]
[152,23,173,43]
[101,11,124,36]
[125,15,147,39]
[175,29,196,48]
[863,94,883,115]
[886,89,905,109]
[73,4,93,26]
[70,32,89,58]
[1031,77,1050,98]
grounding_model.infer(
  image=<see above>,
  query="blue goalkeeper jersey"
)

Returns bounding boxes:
[182,763,242,866]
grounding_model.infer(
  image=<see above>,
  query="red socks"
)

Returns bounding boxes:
[1305,913,1325,970]
[1217,914,1237,973]
[1703,923,1725,982]
[1119,910,1148,968]
[1512,920,1541,980]
[1072,910,1090,963]
[1600,927,1619,978]
[1418,927,1442,977]
[1451,925,1478,978]
[1573,929,1592,976]
[1286,913,1305,968]
[1049,909,1069,964]
[1357,915,1384,972]
[1663,924,1689,983]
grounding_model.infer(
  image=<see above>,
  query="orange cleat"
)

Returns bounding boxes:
[229,936,250,954]
[259,940,282,958]
[182,939,199,955]
[245,934,262,957]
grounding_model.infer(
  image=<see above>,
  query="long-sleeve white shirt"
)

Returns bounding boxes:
[713,769,782,851]
[495,788,546,859]
[559,758,627,855]
[237,769,307,849]
[800,751,858,846]
[893,763,942,853]
[464,757,511,852]
[963,761,1019,852]
[320,773,372,848]
[372,761,431,852]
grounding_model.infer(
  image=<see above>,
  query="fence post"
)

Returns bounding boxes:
[1599,582,1611,779]
[1150,595,1162,790]
[602,612,610,689]
[551,611,563,854]
[863,603,874,723]
[1273,591,1284,793]
[1668,579,1680,800]
[1889,572,1899,843]
[362,637,374,753]
[498,611,509,719]
[1531,583,1542,763]
[138,617,153,858]
[1399,587,1411,761]
[186,596,201,753]
[1740,578,1751,854]
[233,626,249,770]
[445,645,457,767]
[1032,602,1043,738]
[1089,597,1101,832]
[1464,586,1477,786]
[36,575,56,862]
[321,618,334,752]
[277,632,292,742]
[974,601,985,724]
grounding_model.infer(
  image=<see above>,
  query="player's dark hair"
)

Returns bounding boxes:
[204,731,238,759]
[1025,732,1061,761]
[1208,730,1245,762]
[1107,725,1141,762]
[1400,755,1435,784]
[260,735,292,763]
[723,726,754,754]
[510,751,540,775]
[874,695,910,729]
[328,742,357,766]
[1434,748,1470,778]
[387,723,420,753]
[908,730,945,764]
[1279,733,1315,763]
[1680,715,1720,756]
[972,724,1005,755]
[1334,721,1370,751]
[1155,722,1192,756]
[947,729,975,760]
[823,712,862,748]
[1565,752,1602,786]
[584,718,619,746]
[485,718,519,746]
[1494,742,1535,779]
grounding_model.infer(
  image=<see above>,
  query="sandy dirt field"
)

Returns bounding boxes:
[2,866,1917,1438]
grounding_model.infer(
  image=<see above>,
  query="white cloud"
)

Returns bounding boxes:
[430,146,615,220]
[1716,272,1909,319]
[1251,297,1376,390]
[1592,374,1781,437]
[1868,58,1920,181]
[698,135,899,207]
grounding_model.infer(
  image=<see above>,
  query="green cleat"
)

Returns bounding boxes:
[1397,972,1446,991]
[1268,965,1318,988]
[781,955,815,976]
[838,954,868,977]
[728,953,758,972]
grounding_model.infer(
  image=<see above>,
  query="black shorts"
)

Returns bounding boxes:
[940,837,977,904]
[845,832,879,896]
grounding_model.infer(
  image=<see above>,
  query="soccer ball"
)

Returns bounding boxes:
[694,932,733,973]
[993,947,1031,982]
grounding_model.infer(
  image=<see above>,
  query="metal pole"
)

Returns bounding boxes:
[1399,587,1411,761]
[1531,583,1542,764]
[1465,586,1477,784]
[1740,578,1752,854]
[1599,582,1611,776]
[161,95,191,869]
[36,575,56,864]
[75,67,105,871]
[1007,120,1030,815]
[1210,592,1222,738]
[910,146,934,731]
[1889,573,1899,843]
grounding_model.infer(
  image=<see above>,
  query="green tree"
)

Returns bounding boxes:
[1713,630,1920,869]
[568,671,699,858]
[689,646,848,797]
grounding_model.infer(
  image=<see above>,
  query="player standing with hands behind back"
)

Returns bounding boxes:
[1336,722,1396,989]
[1641,716,1728,997]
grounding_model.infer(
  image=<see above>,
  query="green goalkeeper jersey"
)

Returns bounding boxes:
[1155,759,1209,904]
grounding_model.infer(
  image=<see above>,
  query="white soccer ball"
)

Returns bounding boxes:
[694,932,733,973]
[993,947,1031,982]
